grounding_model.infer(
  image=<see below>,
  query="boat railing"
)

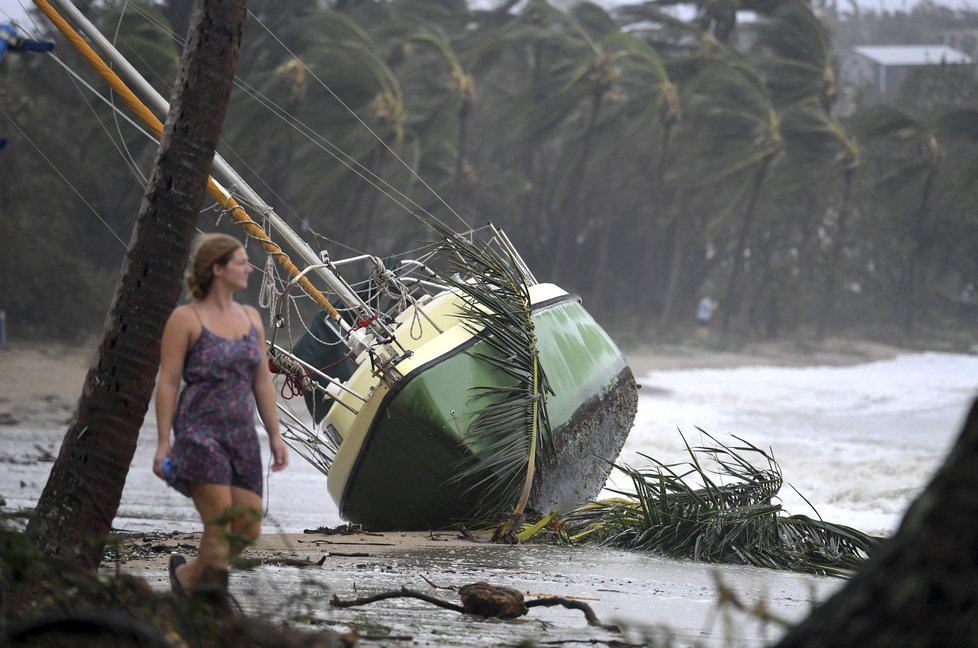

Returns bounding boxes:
[268,343,365,412]
[268,261,413,387]
[276,400,339,476]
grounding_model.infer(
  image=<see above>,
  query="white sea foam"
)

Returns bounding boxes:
[616,352,978,536]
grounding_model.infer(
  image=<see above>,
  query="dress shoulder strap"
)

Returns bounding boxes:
[188,305,205,326]
[240,303,259,331]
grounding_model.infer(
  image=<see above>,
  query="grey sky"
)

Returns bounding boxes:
[2,0,977,38]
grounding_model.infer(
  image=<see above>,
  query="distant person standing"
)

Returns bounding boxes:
[696,296,716,341]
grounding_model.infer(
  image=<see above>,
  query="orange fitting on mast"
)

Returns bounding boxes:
[33,0,340,320]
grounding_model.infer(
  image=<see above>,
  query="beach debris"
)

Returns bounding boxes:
[303,523,376,536]
[258,555,328,568]
[459,582,527,618]
[33,444,56,462]
[711,571,792,629]
[564,430,880,577]
[307,539,394,547]
[330,581,620,631]
[420,574,455,590]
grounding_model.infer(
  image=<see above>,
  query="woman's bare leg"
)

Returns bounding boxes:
[175,483,233,591]
[228,486,263,558]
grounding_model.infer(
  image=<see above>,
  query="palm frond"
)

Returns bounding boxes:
[427,222,553,521]
[565,431,880,577]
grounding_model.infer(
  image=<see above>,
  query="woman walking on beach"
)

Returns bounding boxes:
[153,233,288,597]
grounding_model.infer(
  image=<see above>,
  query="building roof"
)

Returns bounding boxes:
[853,45,972,66]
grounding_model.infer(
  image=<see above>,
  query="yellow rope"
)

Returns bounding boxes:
[34,0,340,320]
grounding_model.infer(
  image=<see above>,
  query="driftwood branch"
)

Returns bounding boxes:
[330,582,620,633]
[526,597,621,632]
[331,587,465,613]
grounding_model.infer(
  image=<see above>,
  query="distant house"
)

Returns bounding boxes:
[843,45,973,95]
[941,29,978,60]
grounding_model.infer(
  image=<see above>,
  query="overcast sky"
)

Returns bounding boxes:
[2,0,977,38]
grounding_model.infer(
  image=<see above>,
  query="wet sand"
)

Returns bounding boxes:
[1,339,901,645]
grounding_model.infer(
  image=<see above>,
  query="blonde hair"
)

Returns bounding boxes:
[186,233,243,299]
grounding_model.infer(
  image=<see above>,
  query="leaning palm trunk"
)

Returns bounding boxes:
[903,161,939,336]
[565,432,880,577]
[816,168,854,339]
[722,159,771,335]
[26,0,245,568]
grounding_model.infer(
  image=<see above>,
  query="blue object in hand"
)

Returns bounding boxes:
[162,456,174,481]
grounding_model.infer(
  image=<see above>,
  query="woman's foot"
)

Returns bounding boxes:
[168,554,188,598]
[193,567,232,616]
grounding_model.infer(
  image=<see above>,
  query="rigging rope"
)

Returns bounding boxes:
[0,102,129,248]
[108,0,473,236]
[248,13,472,234]
[33,0,341,321]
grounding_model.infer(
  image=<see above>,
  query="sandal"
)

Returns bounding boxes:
[168,554,187,598]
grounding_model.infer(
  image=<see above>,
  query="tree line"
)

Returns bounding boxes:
[1,0,977,344]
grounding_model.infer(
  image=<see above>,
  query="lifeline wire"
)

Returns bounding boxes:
[248,11,473,233]
[114,1,451,248]
[0,102,129,248]
[117,0,472,236]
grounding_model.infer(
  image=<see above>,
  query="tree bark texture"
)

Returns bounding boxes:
[776,397,978,648]
[27,0,246,568]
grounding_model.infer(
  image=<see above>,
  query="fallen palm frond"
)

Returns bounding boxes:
[565,431,881,577]
[427,223,553,531]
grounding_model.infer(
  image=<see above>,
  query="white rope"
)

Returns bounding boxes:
[258,253,278,312]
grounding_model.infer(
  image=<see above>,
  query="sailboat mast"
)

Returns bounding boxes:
[40,0,397,348]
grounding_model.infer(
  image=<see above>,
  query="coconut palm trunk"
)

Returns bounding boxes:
[26,0,246,568]
[815,168,854,339]
[721,158,771,335]
[552,89,604,283]
[903,162,938,336]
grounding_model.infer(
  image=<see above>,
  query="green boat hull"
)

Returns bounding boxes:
[338,294,638,529]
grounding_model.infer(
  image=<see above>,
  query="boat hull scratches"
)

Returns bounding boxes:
[338,365,637,530]
[336,317,639,529]
[529,366,638,516]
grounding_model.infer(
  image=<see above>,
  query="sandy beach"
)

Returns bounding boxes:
[0,337,923,645]
[0,337,906,562]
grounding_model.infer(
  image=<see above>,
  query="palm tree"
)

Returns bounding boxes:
[27,0,246,568]
[535,2,622,284]
[652,0,794,43]
[597,9,686,327]
[856,106,942,336]
[677,46,783,335]
[751,1,859,338]
[388,20,476,203]
[226,7,406,250]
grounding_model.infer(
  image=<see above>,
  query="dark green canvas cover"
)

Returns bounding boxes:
[292,313,358,423]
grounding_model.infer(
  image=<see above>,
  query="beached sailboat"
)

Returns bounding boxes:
[31,0,638,530]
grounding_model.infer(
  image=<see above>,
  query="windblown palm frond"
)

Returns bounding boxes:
[428,222,553,525]
[565,431,880,577]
